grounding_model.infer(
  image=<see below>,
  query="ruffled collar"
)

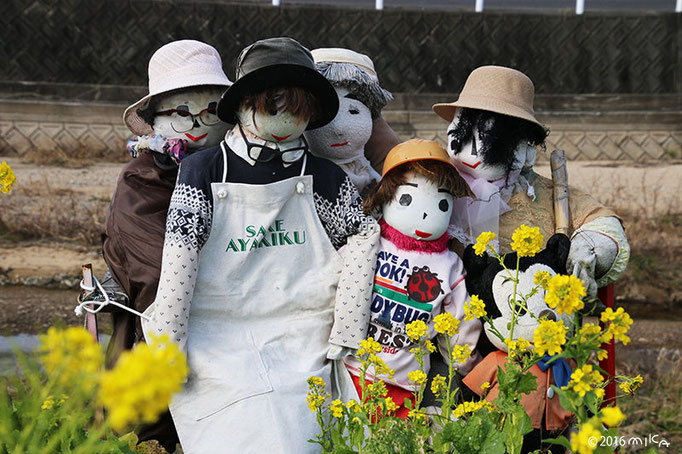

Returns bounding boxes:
[379,219,449,253]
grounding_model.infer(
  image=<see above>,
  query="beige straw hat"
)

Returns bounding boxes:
[432,65,542,127]
[311,48,377,77]
[124,40,232,135]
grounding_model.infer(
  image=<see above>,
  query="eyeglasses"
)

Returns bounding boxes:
[155,103,221,133]
[237,123,307,164]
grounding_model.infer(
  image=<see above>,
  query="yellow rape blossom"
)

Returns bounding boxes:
[473,231,497,256]
[517,337,531,351]
[545,274,586,316]
[619,375,643,395]
[578,323,602,343]
[39,326,102,388]
[408,370,427,385]
[510,224,543,257]
[601,406,626,427]
[0,161,16,194]
[534,270,551,290]
[533,319,567,356]
[565,365,604,397]
[357,337,382,356]
[384,396,398,412]
[452,344,472,363]
[433,312,459,337]
[504,338,518,357]
[408,409,426,422]
[98,335,188,431]
[41,395,55,410]
[464,295,487,321]
[406,320,428,341]
[346,400,361,412]
[367,380,388,397]
[329,399,344,418]
[480,382,491,391]
[308,376,325,388]
[452,400,493,418]
[431,374,447,397]
[570,422,601,454]
[600,307,633,345]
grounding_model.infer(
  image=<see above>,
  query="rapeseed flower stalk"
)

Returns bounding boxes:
[433,312,459,337]
[0,161,16,193]
[98,334,188,431]
[533,319,567,356]
[357,337,382,356]
[329,399,344,418]
[600,307,633,345]
[570,421,601,454]
[565,364,604,397]
[463,294,486,321]
[306,376,329,413]
[473,231,497,256]
[39,326,103,389]
[510,224,543,257]
[407,369,427,385]
[452,400,494,418]
[545,274,586,316]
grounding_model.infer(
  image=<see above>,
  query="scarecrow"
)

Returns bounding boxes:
[305,47,394,194]
[343,139,481,418]
[432,66,630,298]
[141,37,379,453]
[100,39,231,451]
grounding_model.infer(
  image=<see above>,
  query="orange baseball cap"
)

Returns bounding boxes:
[381,139,455,177]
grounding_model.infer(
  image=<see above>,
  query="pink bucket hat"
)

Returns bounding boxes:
[123,40,233,135]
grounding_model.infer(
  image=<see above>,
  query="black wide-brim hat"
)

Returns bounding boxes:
[217,37,339,130]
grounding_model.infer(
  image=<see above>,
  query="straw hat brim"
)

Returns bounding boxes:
[217,64,339,130]
[123,77,232,136]
[432,95,543,128]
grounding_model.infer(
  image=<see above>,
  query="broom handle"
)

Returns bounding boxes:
[550,150,570,235]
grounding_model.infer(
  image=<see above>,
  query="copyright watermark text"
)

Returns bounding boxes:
[588,434,671,449]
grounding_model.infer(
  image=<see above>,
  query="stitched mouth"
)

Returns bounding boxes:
[271,133,291,142]
[330,141,349,147]
[185,133,208,142]
[462,161,482,169]
[415,230,432,239]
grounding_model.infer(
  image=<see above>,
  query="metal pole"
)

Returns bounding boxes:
[676,0,681,13]
[475,0,484,13]
[376,0,384,10]
[576,0,585,15]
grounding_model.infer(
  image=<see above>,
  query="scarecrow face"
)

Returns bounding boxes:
[153,88,229,149]
[486,263,572,352]
[239,90,309,144]
[304,87,372,160]
[447,110,526,182]
[382,171,453,241]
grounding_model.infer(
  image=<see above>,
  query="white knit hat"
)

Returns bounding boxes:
[123,40,233,135]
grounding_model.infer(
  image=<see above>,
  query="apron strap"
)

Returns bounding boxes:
[220,141,229,183]
[299,153,307,177]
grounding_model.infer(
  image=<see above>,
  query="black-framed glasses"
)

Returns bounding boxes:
[155,103,221,133]
[237,123,307,164]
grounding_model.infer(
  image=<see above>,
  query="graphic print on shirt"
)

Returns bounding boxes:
[370,251,439,352]
[225,218,306,252]
[406,266,444,303]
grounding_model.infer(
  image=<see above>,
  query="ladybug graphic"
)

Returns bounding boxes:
[405,266,444,303]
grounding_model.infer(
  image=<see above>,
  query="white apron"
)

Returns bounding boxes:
[171,143,345,453]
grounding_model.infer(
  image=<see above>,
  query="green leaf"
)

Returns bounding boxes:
[543,436,571,449]
[516,370,539,395]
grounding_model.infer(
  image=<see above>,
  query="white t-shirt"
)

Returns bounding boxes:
[344,234,482,391]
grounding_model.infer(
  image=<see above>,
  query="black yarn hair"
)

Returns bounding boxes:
[447,108,549,179]
[137,85,227,127]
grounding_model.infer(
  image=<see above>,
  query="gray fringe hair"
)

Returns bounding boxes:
[315,61,393,119]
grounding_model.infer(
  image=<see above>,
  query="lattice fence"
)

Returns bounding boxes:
[0,0,679,95]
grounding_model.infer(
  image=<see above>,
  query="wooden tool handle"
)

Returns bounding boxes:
[550,150,570,235]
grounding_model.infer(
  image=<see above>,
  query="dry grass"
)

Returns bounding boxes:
[0,175,107,246]
[618,352,682,452]
[581,175,682,310]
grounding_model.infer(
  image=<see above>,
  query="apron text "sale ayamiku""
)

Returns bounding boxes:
[225,219,307,252]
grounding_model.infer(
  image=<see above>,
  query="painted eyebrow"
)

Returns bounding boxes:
[403,182,418,188]
[438,188,452,194]
[344,93,361,101]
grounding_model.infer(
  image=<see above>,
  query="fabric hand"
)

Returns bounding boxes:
[127,134,189,164]
[567,216,626,299]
